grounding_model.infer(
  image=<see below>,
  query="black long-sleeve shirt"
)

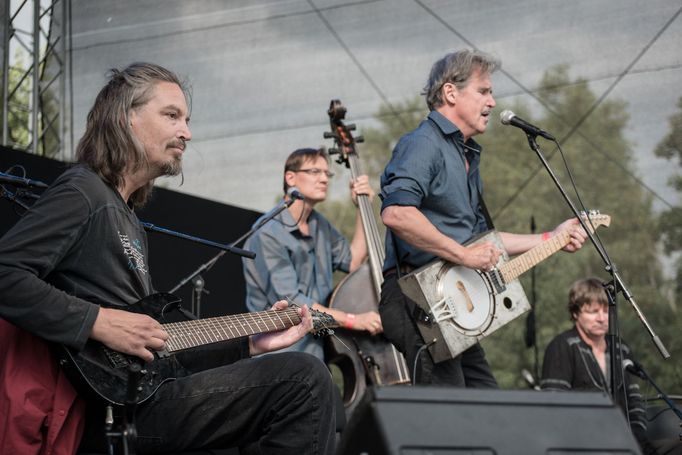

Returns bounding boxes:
[541,326,655,453]
[0,165,154,349]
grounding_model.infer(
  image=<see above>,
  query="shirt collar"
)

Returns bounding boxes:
[428,110,482,156]
[276,206,318,235]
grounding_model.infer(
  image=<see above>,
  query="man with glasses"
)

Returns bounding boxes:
[243,147,383,361]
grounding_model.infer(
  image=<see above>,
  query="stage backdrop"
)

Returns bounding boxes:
[0,147,261,317]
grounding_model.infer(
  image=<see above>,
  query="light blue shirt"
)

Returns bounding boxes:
[242,205,352,360]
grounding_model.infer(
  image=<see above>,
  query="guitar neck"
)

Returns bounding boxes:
[500,230,571,283]
[161,308,301,353]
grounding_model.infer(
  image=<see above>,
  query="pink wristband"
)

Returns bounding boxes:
[542,231,551,241]
[343,313,356,329]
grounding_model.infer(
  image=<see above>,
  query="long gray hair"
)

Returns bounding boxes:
[422,50,500,110]
[75,62,189,208]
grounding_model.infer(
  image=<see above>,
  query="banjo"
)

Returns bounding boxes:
[398,211,610,362]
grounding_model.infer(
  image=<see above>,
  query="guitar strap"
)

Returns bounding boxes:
[478,189,495,230]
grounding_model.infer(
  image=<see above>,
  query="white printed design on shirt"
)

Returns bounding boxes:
[118,231,148,275]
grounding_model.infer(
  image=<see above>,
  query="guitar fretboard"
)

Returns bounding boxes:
[162,308,301,352]
[500,231,571,283]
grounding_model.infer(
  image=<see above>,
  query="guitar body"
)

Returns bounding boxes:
[398,231,531,363]
[57,293,186,406]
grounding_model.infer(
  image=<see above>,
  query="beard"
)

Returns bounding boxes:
[155,140,185,177]
[159,156,182,177]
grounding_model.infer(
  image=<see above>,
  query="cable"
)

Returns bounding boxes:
[492,5,682,216]
[71,1,381,52]
[413,0,681,214]
[307,0,410,131]
[412,338,437,385]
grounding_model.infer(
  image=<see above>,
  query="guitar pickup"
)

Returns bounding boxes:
[487,268,506,295]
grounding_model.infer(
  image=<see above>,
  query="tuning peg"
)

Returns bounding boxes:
[346,123,356,131]
[354,135,364,143]
[328,148,339,155]
[323,132,336,139]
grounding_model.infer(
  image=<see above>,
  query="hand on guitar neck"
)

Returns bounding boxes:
[249,300,313,355]
[499,216,588,256]
[551,217,587,253]
[312,302,383,336]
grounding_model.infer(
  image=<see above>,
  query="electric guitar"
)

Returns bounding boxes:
[57,293,338,405]
[398,211,611,363]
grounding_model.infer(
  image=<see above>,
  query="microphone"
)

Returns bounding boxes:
[287,187,305,201]
[500,110,555,141]
[622,358,646,380]
[0,171,48,189]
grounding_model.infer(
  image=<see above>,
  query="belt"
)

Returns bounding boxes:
[382,264,415,279]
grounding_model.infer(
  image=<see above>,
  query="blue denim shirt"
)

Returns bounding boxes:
[380,110,489,270]
[242,205,351,360]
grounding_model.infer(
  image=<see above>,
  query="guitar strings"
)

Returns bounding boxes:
[284,296,351,352]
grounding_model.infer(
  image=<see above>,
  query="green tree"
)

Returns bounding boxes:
[655,96,682,305]
[1,48,62,158]
[478,66,679,392]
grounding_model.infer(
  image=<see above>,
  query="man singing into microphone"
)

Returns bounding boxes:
[541,277,658,454]
[242,147,383,361]
[378,49,587,386]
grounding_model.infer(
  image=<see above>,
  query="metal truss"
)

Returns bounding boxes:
[2,0,67,159]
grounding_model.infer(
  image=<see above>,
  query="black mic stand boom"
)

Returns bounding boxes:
[163,196,296,317]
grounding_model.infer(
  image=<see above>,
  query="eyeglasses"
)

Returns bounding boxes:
[294,168,335,178]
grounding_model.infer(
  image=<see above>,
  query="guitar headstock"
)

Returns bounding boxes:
[311,308,339,338]
[324,99,364,168]
[580,210,611,233]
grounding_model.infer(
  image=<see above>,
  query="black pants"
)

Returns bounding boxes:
[379,275,498,387]
[79,350,336,455]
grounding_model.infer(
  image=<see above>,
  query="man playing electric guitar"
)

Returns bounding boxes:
[379,49,587,387]
[0,63,336,454]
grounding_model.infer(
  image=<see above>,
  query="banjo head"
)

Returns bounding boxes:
[436,264,495,334]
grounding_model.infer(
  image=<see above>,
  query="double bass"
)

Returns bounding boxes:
[323,100,410,419]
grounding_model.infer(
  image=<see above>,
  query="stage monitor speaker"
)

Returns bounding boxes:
[337,386,642,455]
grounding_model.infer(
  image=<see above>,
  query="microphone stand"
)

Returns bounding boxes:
[104,363,142,455]
[635,364,682,428]
[1,185,42,212]
[523,133,670,402]
[165,197,296,317]
[525,215,540,381]
[142,222,257,318]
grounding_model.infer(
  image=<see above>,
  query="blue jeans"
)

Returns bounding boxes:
[80,349,336,454]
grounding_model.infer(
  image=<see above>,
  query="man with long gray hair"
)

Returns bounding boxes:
[0,62,336,454]
[379,50,587,386]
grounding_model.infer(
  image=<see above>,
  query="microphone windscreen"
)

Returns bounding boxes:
[287,187,304,200]
[500,110,515,125]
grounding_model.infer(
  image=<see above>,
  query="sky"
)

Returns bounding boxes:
[56,0,682,215]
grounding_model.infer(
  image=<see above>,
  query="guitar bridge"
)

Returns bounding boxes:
[103,346,130,369]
